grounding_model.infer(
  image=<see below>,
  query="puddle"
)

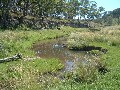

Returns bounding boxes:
[32,38,95,72]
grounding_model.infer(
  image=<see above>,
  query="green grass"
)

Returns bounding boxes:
[0,58,63,90]
[0,26,84,57]
[0,26,86,89]
[46,42,120,90]
[0,26,120,89]
[54,26,120,90]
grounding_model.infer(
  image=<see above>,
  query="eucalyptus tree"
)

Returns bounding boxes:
[30,0,60,17]
[0,0,33,28]
[61,0,81,19]
[0,0,14,28]
[0,0,105,29]
[78,0,104,27]
[112,8,120,24]
[101,8,120,25]
[79,0,104,20]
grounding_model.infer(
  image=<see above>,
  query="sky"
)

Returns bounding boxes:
[93,0,120,11]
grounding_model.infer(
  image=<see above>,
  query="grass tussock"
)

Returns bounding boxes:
[0,58,63,89]
[67,26,120,49]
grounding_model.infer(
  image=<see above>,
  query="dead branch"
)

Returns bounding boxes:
[0,53,22,63]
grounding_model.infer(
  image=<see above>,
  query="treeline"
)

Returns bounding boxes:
[0,0,104,29]
[96,8,120,26]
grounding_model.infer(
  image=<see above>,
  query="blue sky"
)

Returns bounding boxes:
[92,0,120,11]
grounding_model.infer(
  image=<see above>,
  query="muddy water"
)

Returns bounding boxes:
[33,38,93,72]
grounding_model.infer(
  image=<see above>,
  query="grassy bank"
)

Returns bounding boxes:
[0,26,85,57]
[0,26,84,89]
[67,26,120,49]
[57,25,120,90]
[0,26,120,89]
[49,44,120,90]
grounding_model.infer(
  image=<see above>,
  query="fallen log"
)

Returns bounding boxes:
[0,53,22,63]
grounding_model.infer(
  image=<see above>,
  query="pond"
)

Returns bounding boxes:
[32,38,96,72]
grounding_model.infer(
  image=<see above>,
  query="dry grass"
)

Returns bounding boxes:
[67,26,120,48]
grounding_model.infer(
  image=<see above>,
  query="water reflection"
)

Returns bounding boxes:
[64,60,74,71]
[32,39,92,72]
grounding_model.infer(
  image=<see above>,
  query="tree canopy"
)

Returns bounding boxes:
[0,0,104,29]
[98,8,120,26]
